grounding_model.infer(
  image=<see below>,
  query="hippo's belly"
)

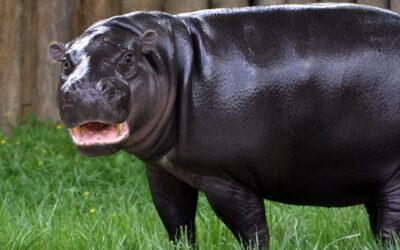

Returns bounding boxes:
[180,49,400,207]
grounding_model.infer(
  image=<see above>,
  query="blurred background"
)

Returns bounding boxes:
[1,0,399,134]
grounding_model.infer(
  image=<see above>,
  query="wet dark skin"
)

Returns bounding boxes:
[49,4,400,248]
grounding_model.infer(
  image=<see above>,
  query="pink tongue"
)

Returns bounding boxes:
[85,122,108,131]
[80,124,118,143]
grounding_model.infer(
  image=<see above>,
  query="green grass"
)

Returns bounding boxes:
[0,119,391,249]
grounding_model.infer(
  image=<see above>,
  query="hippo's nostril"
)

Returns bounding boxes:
[62,81,78,93]
[69,82,77,92]
[96,80,112,93]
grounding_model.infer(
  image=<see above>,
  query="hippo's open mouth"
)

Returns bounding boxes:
[69,122,129,146]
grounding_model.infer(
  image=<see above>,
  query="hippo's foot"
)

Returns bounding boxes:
[146,165,198,246]
[202,177,269,249]
[365,170,400,245]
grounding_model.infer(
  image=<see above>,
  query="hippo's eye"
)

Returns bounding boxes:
[121,52,134,66]
[62,59,70,69]
[118,51,137,79]
[61,59,73,77]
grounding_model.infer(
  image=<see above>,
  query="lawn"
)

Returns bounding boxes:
[0,119,388,249]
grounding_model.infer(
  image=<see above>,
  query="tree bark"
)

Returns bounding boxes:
[20,0,37,122]
[69,0,82,38]
[36,0,79,122]
[163,0,209,14]
[0,0,22,133]
[391,0,400,12]
[357,0,389,8]
[286,0,316,3]
[79,0,119,32]
[319,0,355,2]
[120,0,163,13]
[211,0,249,8]
[255,0,286,5]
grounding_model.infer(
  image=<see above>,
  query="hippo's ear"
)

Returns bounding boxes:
[48,42,65,62]
[142,30,157,54]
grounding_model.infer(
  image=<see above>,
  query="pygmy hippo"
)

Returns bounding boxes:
[49,3,400,248]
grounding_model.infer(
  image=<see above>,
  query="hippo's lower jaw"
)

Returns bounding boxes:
[68,121,129,156]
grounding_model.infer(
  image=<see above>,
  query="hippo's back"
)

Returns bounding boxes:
[179,4,400,69]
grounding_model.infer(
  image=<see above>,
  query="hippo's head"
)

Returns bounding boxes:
[48,14,180,157]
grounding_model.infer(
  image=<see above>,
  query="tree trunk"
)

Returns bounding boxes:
[391,0,400,12]
[69,0,82,38]
[120,0,163,13]
[36,0,79,122]
[211,0,248,8]
[255,0,286,5]
[79,0,119,32]
[319,0,355,2]
[163,0,209,14]
[357,0,389,8]
[0,0,22,133]
[286,0,316,3]
[20,0,37,122]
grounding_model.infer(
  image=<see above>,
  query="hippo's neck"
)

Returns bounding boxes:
[122,111,177,161]
[121,14,194,162]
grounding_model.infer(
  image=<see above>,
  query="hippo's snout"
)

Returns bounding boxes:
[58,77,131,156]
[58,78,131,129]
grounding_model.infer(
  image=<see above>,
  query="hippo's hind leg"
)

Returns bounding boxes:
[365,202,378,236]
[201,176,269,249]
[146,165,198,245]
[370,171,400,243]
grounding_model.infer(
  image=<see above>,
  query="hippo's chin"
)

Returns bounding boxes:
[76,144,121,157]
[68,121,129,156]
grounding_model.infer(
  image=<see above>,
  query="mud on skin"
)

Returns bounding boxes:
[49,4,400,249]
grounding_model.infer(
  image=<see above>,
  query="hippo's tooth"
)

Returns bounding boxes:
[116,123,123,134]
[73,127,81,137]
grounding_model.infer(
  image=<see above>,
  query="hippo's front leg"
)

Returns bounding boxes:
[146,165,198,245]
[201,177,269,249]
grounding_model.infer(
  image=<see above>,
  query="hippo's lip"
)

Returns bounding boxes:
[68,121,129,146]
